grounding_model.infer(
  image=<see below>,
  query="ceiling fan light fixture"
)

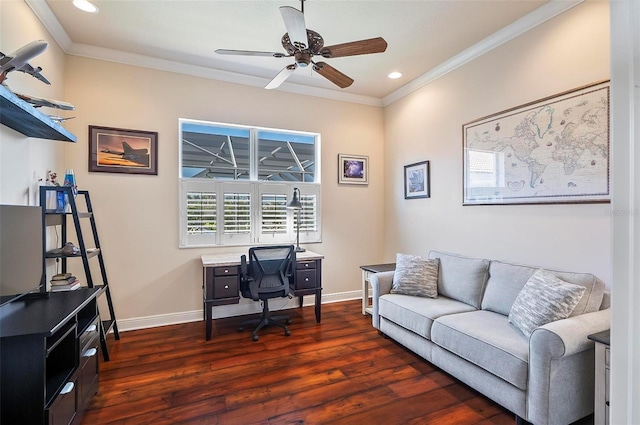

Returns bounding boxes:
[295,51,311,67]
[72,0,99,13]
[388,71,403,79]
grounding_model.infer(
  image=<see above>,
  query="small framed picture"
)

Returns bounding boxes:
[338,154,368,185]
[404,161,430,199]
[89,126,158,175]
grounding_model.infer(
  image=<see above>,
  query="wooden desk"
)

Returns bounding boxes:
[201,250,324,340]
[360,263,396,315]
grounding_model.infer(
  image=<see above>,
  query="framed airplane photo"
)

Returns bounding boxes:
[89,126,158,175]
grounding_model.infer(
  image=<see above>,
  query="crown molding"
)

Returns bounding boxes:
[382,0,585,107]
[25,0,72,51]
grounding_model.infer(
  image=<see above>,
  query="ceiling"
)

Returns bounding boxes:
[27,0,581,105]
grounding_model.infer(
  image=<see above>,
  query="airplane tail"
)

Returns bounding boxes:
[123,141,148,154]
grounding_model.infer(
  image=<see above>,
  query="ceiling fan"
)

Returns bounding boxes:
[215,0,387,90]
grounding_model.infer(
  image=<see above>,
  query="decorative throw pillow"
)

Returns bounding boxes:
[391,253,439,298]
[509,269,586,338]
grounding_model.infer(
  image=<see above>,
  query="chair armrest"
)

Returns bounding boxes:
[370,271,394,329]
[240,254,248,277]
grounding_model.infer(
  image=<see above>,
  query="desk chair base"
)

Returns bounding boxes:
[238,299,291,341]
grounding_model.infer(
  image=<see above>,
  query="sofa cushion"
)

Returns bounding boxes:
[378,293,476,339]
[391,253,439,298]
[428,251,489,309]
[509,270,586,338]
[431,310,530,390]
[482,260,604,317]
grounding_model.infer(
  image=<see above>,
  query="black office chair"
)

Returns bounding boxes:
[237,245,296,341]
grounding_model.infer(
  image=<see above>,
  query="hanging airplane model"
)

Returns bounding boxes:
[0,40,51,85]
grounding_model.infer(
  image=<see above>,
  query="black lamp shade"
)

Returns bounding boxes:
[287,188,303,209]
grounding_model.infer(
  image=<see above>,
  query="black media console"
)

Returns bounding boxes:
[0,287,102,425]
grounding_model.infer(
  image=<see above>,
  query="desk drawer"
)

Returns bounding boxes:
[47,375,77,425]
[214,266,238,277]
[213,276,239,299]
[297,261,316,271]
[296,269,317,289]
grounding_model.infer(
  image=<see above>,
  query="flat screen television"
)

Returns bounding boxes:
[0,205,44,306]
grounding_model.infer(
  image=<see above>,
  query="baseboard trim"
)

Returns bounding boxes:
[116,290,362,332]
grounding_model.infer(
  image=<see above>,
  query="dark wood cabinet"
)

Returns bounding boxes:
[0,288,101,425]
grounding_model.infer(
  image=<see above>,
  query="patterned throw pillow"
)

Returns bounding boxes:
[391,253,439,298]
[509,269,586,338]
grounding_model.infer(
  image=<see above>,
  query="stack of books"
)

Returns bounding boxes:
[50,273,80,292]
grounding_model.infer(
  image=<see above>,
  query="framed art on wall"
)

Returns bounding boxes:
[463,80,610,205]
[338,154,368,185]
[404,161,430,199]
[89,126,158,175]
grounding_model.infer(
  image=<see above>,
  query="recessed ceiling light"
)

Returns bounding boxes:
[73,0,99,13]
[388,71,402,79]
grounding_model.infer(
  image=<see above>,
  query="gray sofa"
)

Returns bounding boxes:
[370,251,610,425]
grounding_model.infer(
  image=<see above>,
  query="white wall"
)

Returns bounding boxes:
[383,1,611,283]
[0,0,67,205]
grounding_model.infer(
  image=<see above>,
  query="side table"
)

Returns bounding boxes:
[360,263,396,315]
[588,329,610,425]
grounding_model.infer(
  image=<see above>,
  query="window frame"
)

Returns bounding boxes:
[179,119,321,248]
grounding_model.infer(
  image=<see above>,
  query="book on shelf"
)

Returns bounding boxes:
[51,275,77,285]
[51,272,73,281]
[50,280,81,292]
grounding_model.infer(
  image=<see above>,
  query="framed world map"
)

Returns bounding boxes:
[463,80,610,205]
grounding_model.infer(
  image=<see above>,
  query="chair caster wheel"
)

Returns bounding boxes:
[284,329,291,336]
[286,319,292,324]
[252,334,259,341]
[237,327,244,332]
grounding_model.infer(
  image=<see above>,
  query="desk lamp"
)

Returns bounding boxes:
[286,187,305,252]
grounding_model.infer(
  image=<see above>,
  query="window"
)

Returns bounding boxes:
[179,119,321,248]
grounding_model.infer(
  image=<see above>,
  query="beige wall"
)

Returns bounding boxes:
[383,1,611,283]
[62,57,385,324]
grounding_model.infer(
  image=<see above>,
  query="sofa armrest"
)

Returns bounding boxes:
[370,271,394,329]
[527,308,610,425]
[531,308,611,358]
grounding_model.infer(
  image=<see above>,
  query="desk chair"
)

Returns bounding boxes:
[237,245,296,341]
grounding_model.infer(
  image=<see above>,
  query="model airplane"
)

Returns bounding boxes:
[12,91,75,111]
[48,115,76,123]
[101,142,149,166]
[0,40,50,85]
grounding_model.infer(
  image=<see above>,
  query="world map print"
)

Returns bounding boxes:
[463,83,610,205]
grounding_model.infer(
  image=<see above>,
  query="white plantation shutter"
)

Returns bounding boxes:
[257,184,290,243]
[222,185,252,245]
[187,192,216,234]
[296,185,321,243]
[180,180,218,247]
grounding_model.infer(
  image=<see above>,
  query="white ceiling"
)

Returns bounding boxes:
[26,0,582,105]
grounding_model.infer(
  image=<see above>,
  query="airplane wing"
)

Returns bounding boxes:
[19,63,50,85]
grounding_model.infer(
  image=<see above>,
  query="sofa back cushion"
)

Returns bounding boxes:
[427,251,489,308]
[482,260,605,316]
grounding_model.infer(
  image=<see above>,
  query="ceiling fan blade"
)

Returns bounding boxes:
[215,49,286,58]
[320,37,388,58]
[312,62,354,89]
[265,64,298,90]
[280,6,308,50]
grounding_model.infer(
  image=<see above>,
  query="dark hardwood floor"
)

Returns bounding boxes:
[82,300,586,425]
